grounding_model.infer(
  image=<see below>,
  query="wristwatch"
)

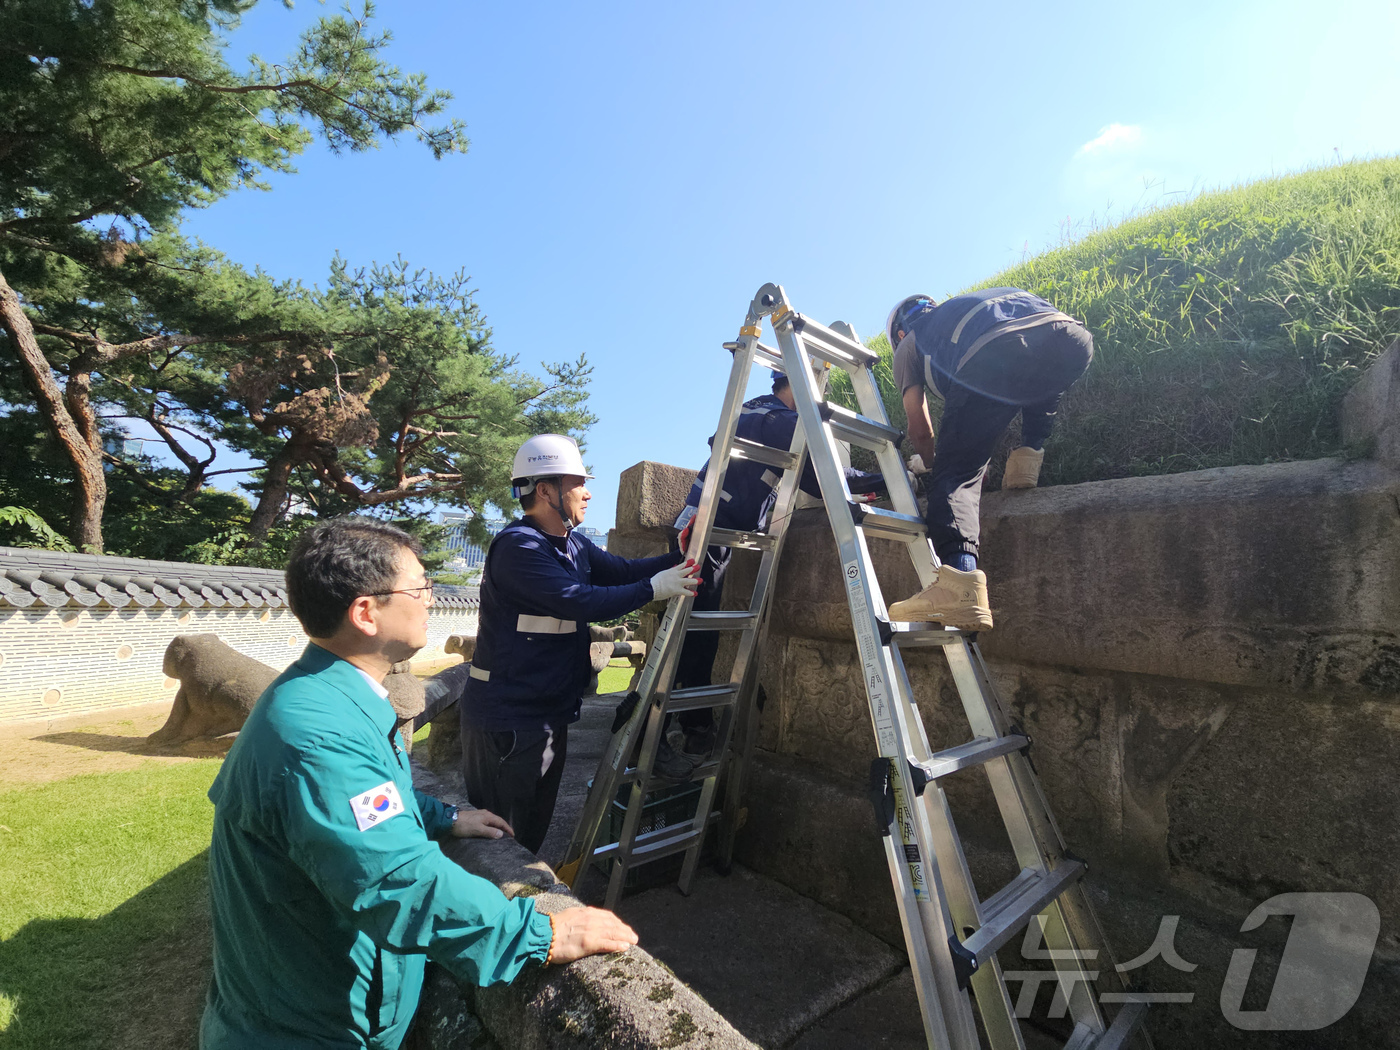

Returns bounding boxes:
[445,805,460,828]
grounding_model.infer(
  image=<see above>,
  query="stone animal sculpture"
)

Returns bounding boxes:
[384,659,426,751]
[148,634,277,746]
[151,635,429,749]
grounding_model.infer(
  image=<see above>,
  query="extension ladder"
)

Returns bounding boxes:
[563,282,1152,1050]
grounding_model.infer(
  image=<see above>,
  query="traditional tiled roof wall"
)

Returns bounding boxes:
[0,547,478,724]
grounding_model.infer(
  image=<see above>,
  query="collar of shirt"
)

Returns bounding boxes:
[352,664,390,700]
[514,516,576,563]
[298,643,398,735]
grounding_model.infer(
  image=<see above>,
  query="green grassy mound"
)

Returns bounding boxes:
[839,157,1400,487]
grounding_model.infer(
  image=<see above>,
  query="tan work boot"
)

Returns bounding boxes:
[1003,446,1044,489]
[887,566,993,630]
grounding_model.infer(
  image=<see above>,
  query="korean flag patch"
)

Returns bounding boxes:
[349,780,405,831]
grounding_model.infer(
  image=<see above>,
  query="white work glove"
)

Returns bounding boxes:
[906,454,928,474]
[650,558,701,601]
[1003,446,1044,489]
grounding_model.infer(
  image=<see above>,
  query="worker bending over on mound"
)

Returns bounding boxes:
[885,289,1093,630]
[666,369,886,775]
[461,434,700,853]
[202,517,637,1050]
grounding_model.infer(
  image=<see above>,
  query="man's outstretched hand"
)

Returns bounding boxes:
[548,906,640,964]
[451,808,514,839]
[650,559,701,601]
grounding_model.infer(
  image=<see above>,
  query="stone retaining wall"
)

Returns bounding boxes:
[608,341,1400,1047]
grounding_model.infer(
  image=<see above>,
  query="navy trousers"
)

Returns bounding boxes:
[925,320,1093,563]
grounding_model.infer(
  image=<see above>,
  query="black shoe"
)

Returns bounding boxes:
[681,726,718,761]
[653,739,698,782]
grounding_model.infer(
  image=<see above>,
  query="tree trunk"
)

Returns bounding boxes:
[0,263,107,551]
[248,445,298,541]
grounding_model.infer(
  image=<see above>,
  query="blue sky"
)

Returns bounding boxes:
[172,0,1400,532]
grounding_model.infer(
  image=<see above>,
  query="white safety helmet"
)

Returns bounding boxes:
[510,434,593,499]
[886,294,937,349]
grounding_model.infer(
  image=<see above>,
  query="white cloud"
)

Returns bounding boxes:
[1077,123,1143,155]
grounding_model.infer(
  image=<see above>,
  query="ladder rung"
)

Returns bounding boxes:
[644,766,716,794]
[782,313,880,370]
[887,622,967,646]
[590,810,722,867]
[1075,1000,1149,1050]
[753,341,785,372]
[708,528,776,551]
[589,821,697,862]
[666,684,740,713]
[639,754,723,791]
[687,610,759,631]
[818,402,903,451]
[956,862,1087,979]
[851,503,926,542]
[730,436,799,471]
[915,734,1029,780]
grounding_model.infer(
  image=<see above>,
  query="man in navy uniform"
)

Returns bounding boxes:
[884,289,1093,629]
[460,434,700,853]
[202,517,638,1049]
[667,370,886,769]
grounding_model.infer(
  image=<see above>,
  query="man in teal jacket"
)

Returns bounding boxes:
[201,517,638,1049]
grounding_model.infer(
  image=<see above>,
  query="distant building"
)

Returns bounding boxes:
[576,526,608,550]
[438,512,509,574]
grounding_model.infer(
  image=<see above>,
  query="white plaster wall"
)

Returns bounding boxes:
[0,605,477,723]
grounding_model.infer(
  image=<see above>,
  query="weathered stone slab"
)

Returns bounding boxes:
[1342,338,1400,465]
[408,758,758,1049]
[786,969,1066,1050]
[616,461,698,536]
[977,458,1400,692]
[615,867,905,1049]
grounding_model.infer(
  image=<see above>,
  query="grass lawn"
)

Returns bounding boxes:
[0,660,634,1048]
[596,660,636,695]
[0,757,221,1050]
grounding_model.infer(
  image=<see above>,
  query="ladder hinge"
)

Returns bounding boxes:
[907,761,929,796]
[610,690,641,734]
[1008,722,1033,756]
[949,936,979,990]
[868,758,895,835]
[1008,721,1039,773]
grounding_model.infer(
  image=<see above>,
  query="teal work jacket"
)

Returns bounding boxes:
[200,644,553,1049]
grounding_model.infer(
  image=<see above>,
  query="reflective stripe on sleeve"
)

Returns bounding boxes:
[516,614,578,634]
[468,665,491,681]
[760,469,779,488]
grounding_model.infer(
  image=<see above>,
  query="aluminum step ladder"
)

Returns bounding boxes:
[554,307,822,907]
[561,281,1152,1050]
[751,282,1150,1050]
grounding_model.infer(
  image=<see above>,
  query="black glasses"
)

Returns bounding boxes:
[370,582,435,607]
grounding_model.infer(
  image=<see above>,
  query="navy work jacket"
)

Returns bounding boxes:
[461,518,679,730]
[683,393,885,532]
[905,287,1071,396]
[202,644,552,1050]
